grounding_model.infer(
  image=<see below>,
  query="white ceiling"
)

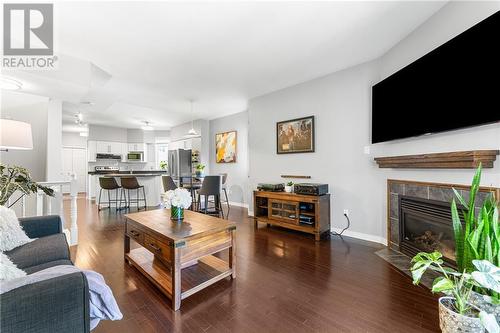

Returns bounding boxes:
[1,1,447,131]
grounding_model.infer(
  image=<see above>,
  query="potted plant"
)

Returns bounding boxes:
[159,160,168,170]
[451,164,500,319]
[195,164,205,178]
[285,181,294,193]
[411,252,500,333]
[163,188,192,221]
[0,164,54,207]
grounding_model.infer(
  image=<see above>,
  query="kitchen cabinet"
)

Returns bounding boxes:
[96,141,123,155]
[87,140,97,162]
[128,143,145,152]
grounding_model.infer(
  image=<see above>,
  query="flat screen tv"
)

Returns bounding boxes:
[371,11,500,144]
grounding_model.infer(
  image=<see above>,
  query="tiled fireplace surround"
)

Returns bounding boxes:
[375,179,499,287]
[387,179,499,252]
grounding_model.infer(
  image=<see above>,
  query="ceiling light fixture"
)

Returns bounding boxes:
[141,121,154,131]
[186,100,198,137]
[0,77,22,90]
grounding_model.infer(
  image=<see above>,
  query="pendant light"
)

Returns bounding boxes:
[186,100,198,136]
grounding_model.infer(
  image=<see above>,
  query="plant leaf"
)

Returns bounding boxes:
[479,311,500,333]
[452,199,465,271]
[472,260,500,293]
[453,187,469,209]
[432,276,454,294]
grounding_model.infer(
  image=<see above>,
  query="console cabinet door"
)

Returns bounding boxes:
[268,199,298,224]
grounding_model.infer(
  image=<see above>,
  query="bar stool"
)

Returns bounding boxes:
[121,177,147,210]
[98,177,125,211]
[220,173,230,214]
[162,175,177,192]
[197,175,224,218]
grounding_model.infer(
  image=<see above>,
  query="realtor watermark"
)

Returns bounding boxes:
[2,3,57,70]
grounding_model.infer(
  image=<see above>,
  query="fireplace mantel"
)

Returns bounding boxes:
[375,150,499,169]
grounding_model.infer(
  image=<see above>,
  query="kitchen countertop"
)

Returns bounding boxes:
[100,173,165,177]
[88,170,167,175]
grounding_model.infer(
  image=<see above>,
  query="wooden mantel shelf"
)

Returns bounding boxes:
[374,150,499,169]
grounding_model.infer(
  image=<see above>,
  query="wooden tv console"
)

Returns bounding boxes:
[253,190,331,241]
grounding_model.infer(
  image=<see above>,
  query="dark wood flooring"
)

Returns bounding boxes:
[64,197,440,333]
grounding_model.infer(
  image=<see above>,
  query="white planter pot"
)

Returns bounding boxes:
[469,291,500,322]
[438,296,484,333]
[284,185,293,193]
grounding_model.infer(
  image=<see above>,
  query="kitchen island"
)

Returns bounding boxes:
[88,171,167,207]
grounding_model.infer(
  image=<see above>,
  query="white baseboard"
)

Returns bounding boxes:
[331,227,387,245]
[228,201,249,208]
[248,210,254,217]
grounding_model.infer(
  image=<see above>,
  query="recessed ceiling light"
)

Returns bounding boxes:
[0,77,22,90]
[141,121,154,131]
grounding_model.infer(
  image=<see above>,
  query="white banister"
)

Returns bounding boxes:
[69,173,78,246]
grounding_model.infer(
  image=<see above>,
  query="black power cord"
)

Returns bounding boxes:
[331,213,351,237]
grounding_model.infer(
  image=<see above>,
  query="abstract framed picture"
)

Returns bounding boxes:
[276,116,315,154]
[216,130,237,163]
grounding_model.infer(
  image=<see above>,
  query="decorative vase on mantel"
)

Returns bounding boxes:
[171,206,184,222]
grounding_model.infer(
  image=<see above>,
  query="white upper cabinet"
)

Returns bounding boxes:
[128,143,145,152]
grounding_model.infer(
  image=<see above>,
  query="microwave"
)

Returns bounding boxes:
[127,152,144,161]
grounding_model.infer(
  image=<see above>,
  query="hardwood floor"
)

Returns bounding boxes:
[64,197,440,332]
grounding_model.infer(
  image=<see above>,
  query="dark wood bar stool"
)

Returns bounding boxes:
[98,177,125,211]
[196,175,224,218]
[121,177,147,210]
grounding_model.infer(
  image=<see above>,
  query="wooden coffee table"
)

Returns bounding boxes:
[124,209,236,310]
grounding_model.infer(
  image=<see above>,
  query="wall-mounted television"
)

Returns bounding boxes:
[371,11,500,144]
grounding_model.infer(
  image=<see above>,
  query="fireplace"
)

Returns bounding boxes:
[399,196,461,267]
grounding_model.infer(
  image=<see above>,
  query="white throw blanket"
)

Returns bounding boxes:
[0,265,123,330]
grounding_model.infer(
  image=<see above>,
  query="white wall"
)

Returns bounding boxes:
[62,132,87,147]
[46,99,63,181]
[209,111,249,205]
[0,91,49,181]
[248,2,500,244]
[170,119,210,173]
[88,124,128,142]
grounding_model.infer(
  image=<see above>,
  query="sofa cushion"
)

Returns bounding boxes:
[5,234,70,270]
[23,259,74,275]
[0,206,32,252]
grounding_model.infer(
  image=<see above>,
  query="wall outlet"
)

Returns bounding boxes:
[343,209,349,216]
[363,146,370,155]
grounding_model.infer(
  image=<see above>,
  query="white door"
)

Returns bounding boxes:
[62,147,87,193]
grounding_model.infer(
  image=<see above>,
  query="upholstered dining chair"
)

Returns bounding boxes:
[196,175,224,218]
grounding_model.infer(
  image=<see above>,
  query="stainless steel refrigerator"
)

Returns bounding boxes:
[168,149,192,180]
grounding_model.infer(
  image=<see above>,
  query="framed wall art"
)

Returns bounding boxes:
[216,130,237,163]
[276,116,314,154]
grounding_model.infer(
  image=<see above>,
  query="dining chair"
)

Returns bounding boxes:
[220,173,230,214]
[162,175,177,192]
[196,175,224,218]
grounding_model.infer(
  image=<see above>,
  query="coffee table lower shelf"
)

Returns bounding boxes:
[125,247,232,302]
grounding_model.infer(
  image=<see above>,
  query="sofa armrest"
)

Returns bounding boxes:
[0,272,90,333]
[19,215,63,238]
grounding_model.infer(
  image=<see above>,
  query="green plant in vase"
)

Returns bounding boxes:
[159,160,168,170]
[195,164,205,177]
[451,164,500,310]
[285,181,294,193]
[411,252,500,333]
[0,164,54,207]
[163,188,193,221]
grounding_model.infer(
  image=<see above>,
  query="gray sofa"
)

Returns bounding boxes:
[0,216,90,333]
